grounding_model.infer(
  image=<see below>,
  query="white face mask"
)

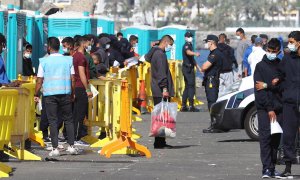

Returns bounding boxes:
[266,52,277,61]
[204,42,210,49]
[287,43,297,52]
[63,48,69,53]
[24,53,32,59]
[86,45,92,52]
[185,37,193,43]
[165,44,173,52]
[105,44,110,49]
[236,36,241,40]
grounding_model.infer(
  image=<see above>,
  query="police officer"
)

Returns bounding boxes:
[181,32,201,112]
[201,35,223,133]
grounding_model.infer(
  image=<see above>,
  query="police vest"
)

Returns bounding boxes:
[40,55,73,96]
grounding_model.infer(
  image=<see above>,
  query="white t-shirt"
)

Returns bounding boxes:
[247,46,266,75]
[37,53,74,78]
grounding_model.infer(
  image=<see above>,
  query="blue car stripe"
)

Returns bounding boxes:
[226,88,254,108]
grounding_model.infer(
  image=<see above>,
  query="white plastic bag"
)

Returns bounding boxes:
[149,100,178,138]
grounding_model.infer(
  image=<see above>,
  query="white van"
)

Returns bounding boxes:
[210,76,258,140]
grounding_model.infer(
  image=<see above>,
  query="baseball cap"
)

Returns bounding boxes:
[255,37,263,44]
[203,35,218,43]
[184,31,193,37]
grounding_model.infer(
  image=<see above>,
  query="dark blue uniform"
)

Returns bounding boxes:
[276,52,300,164]
[182,42,196,108]
[254,55,282,174]
[203,48,223,111]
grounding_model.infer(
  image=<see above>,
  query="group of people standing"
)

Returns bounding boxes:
[32,32,140,157]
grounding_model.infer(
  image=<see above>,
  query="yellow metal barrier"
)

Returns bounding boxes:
[21,83,45,147]
[100,80,151,158]
[81,80,113,147]
[139,60,203,112]
[118,66,142,122]
[0,89,18,178]
[3,87,41,161]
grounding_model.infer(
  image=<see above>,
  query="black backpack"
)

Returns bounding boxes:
[218,44,234,72]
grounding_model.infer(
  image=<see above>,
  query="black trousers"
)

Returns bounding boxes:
[73,87,88,141]
[44,95,75,148]
[257,110,282,172]
[40,96,66,139]
[204,78,219,111]
[153,97,171,147]
[40,97,49,139]
[282,103,300,163]
[182,66,195,107]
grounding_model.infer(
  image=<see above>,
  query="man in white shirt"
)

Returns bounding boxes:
[248,37,266,75]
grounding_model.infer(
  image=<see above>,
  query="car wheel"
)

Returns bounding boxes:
[244,106,259,140]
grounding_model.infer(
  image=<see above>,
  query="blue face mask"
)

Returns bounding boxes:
[165,45,172,52]
[266,52,277,61]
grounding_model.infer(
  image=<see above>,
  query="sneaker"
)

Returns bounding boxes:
[49,148,60,157]
[74,140,90,147]
[98,131,107,140]
[43,137,51,144]
[58,137,67,144]
[262,169,272,179]
[154,144,173,149]
[67,145,79,155]
[271,170,281,178]
[180,106,189,112]
[189,106,200,112]
[277,170,293,179]
[203,127,224,133]
[57,144,65,151]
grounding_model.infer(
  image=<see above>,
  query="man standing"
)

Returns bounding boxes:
[243,35,258,76]
[270,31,300,179]
[73,36,93,146]
[217,33,237,95]
[254,38,282,178]
[62,37,75,56]
[247,37,265,75]
[0,33,10,84]
[201,35,223,133]
[181,31,201,112]
[34,37,78,156]
[129,35,139,57]
[146,35,175,149]
[235,28,250,80]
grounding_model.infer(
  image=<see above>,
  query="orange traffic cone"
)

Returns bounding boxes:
[138,80,148,114]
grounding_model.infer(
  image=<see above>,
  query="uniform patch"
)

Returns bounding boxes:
[185,46,189,49]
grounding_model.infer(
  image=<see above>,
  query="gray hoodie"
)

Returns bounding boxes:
[146,47,174,98]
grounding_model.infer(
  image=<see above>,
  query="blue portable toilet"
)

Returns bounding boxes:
[21,10,35,44]
[33,11,48,69]
[91,15,115,35]
[0,10,8,34]
[48,11,91,43]
[21,10,46,70]
[6,10,26,80]
[0,9,8,61]
[121,25,158,56]
[158,25,196,60]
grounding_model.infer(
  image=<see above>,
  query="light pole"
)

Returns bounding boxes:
[19,0,23,9]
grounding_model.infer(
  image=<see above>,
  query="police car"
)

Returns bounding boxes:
[210,76,258,140]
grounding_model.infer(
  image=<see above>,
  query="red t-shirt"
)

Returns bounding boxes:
[73,51,90,88]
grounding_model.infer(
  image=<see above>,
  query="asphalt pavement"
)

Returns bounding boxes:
[3,88,300,180]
